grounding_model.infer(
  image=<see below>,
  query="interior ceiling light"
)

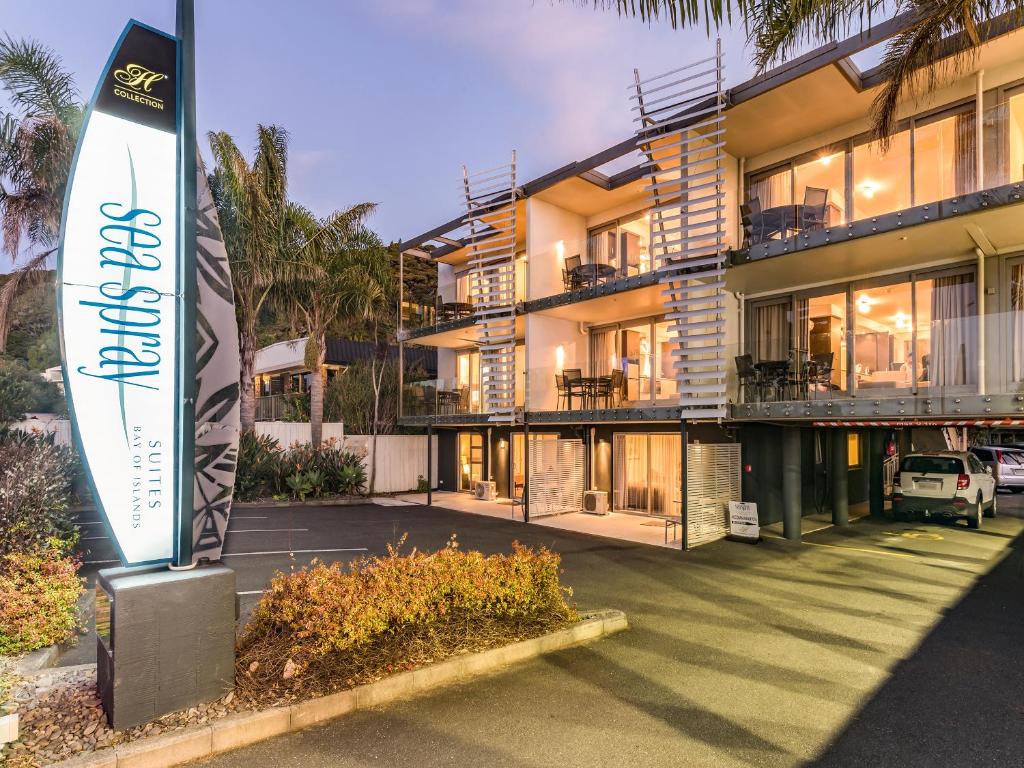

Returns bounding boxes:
[859,180,880,198]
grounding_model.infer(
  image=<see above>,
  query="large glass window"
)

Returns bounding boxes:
[801,291,848,394]
[748,299,792,363]
[852,130,911,220]
[913,109,977,203]
[794,148,846,226]
[586,210,651,279]
[455,349,481,412]
[1012,261,1024,382]
[612,433,681,517]
[590,318,676,406]
[458,432,483,491]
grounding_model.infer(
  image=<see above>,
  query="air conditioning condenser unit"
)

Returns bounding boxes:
[475,481,497,501]
[583,490,608,515]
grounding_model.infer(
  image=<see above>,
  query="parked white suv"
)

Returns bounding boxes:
[892,451,997,529]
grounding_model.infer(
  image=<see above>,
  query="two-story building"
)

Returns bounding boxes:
[397,17,1024,549]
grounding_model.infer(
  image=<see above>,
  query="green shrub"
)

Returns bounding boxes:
[0,430,78,557]
[236,537,576,700]
[234,434,366,500]
[0,357,64,424]
[0,552,83,655]
[235,431,286,501]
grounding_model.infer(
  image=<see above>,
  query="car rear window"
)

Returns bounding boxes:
[901,456,964,474]
[1001,451,1024,465]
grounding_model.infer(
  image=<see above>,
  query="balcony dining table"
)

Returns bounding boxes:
[439,301,473,321]
[571,262,617,288]
[759,204,806,240]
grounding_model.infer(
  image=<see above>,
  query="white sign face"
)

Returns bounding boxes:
[728,501,760,539]
[59,22,180,565]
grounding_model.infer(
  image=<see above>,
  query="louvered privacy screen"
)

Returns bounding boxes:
[528,438,584,517]
[632,43,728,419]
[686,442,741,547]
[462,154,518,424]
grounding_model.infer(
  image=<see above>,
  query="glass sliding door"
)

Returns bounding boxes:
[802,291,848,394]
[793,148,846,226]
[852,130,911,220]
[458,432,483,492]
[1012,261,1024,383]
[612,433,681,517]
[924,272,978,389]
[621,321,653,404]
[455,349,481,413]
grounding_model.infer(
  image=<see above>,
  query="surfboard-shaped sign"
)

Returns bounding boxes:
[58,21,182,566]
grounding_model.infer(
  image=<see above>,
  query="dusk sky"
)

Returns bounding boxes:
[0,0,764,270]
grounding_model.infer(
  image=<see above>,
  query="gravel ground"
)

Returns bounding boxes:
[1,665,245,767]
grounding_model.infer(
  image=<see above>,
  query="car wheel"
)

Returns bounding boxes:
[985,493,997,518]
[967,496,982,529]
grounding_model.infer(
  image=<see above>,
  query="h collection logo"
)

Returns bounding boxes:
[114,64,166,93]
[111,63,168,111]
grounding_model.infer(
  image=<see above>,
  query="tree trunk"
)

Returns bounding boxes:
[309,335,326,448]
[238,325,257,432]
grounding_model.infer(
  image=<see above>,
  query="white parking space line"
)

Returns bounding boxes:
[229,528,309,533]
[221,548,368,557]
[237,590,265,596]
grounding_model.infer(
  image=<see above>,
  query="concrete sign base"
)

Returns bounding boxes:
[96,565,236,730]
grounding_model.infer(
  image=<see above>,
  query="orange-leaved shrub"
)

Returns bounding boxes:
[239,537,577,663]
[0,552,83,655]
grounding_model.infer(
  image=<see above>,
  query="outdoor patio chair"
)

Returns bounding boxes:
[563,254,583,291]
[591,376,614,409]
[555,373,569,410]
[809,352,834,398]
[609,368,624,407]
[734,354,759,402]
[800,187,829,231]
[563,368,585,409]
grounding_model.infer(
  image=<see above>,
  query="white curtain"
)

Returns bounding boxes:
[613,434,647,513]
[748,168,791,210]
[753,302,790,362]
[591,328,616,377]
[1013,264,1024,382]
[649,434,681,518]
[930,274,977,387]
[953,111,978,196]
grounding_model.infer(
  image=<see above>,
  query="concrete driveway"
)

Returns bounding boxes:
[116,494,1024,768]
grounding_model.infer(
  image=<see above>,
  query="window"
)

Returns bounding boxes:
[590,317,675,406]
[586,210,651,278]
[847,432,862,468]
[913,109,977,203]
[972,448,994,462]
[900,455,964,474]
[852,130,911,220]
[793,148,846,225]
[1011,260,1024,382]
[800,291,848,394]
[748,298,792,363]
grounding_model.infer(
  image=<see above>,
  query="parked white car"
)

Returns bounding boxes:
[892,451,997,529]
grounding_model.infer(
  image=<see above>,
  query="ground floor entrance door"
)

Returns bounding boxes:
[612,433,681,517]
[458,432,483,491]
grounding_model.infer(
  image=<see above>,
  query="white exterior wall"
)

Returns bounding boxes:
[342,434,438,493]
[255,421,345,446]
[526,314,587,411]
[437,347,456,383]
[526,196,586,301]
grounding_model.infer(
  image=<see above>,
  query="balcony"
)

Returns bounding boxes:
[737,100,1024,262]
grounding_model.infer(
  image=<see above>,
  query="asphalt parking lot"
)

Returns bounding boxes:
[65,494,1024,766]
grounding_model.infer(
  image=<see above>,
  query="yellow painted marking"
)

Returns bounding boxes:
[882,529,944,541]
[800,541,915,558]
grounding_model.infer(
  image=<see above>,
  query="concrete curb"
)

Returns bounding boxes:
[43,609,626,768]
[232,497,366,509]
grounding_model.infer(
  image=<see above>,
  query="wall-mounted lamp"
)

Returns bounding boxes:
[555,344,565,373]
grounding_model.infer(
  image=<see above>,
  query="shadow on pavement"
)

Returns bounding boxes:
[809,527,1024,767]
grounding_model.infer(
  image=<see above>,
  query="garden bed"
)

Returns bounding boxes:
[1,539,622,768]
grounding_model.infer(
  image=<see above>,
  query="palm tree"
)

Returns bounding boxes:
[575,1,1022,144]
[278,202,386,450]
[207,126,289,432]
[0,35,82,353]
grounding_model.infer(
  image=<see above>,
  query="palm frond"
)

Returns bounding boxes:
[0,247,53,353]
[583,0,741,31]
[0,35,79,120]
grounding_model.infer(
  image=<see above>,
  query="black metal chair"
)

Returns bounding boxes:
[563,368,585,409]
[734,354,759,402]
[740,196,781,246]
[808,352,834,399]
[563,255,583,291]
[609,368,624,407]
[591,376,614,409]
[555,373,569,410]
[800,187,829,232]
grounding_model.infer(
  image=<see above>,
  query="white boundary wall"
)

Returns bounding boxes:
[342,434,438,494]
[254,421,345,447]
[10,416,72,445]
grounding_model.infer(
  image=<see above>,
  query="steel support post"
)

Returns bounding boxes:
[426,423,433,507]
[680,420,689,551]
[782,427,802,541]
[523,422,530,523]
[831,428,849,526]
[869,429,886,517]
